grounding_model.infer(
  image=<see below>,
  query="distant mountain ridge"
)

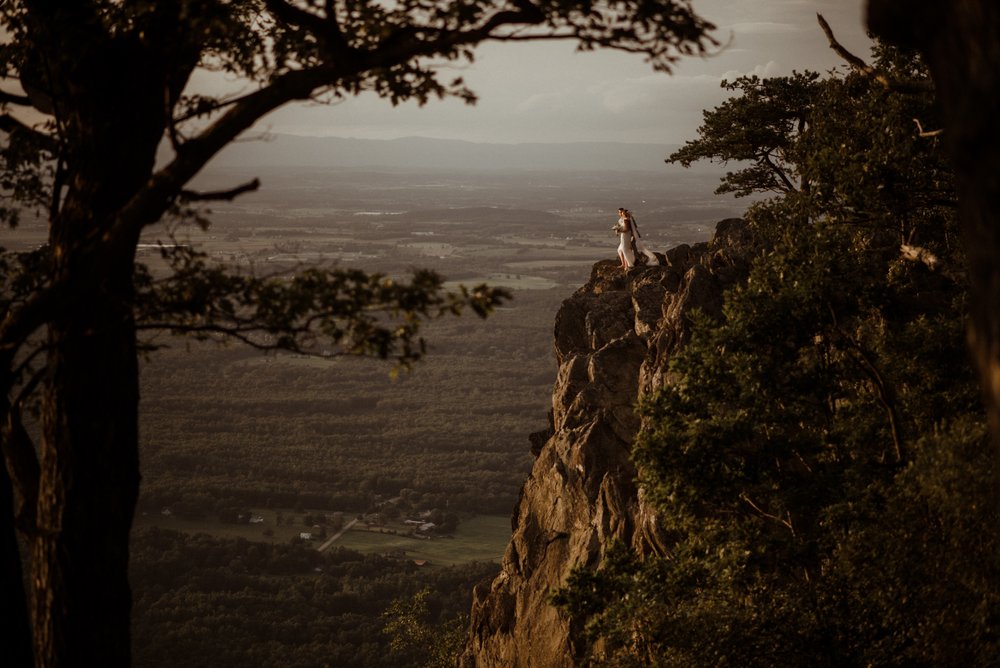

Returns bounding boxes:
[210,134,693,172]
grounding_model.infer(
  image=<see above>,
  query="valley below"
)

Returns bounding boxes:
[5,160,742,667]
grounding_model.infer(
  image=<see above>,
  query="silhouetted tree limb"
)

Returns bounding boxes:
[179,178,261,203]
[818,13,934,94]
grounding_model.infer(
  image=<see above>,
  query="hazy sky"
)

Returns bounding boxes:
[252,0,874,145]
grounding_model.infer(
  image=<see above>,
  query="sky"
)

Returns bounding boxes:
[250,0,874,145]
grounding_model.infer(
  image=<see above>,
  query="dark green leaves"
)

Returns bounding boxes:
[667,72,822,196]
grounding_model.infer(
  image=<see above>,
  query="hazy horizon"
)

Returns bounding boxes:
[203,133,732,175]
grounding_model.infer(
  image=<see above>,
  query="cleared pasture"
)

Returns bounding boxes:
[133,511,512,566]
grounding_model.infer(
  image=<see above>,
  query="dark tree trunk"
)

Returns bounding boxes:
[32,251,140,667]
[25,25,165,662]
[1,459,33,667]
[867,0,1000,462]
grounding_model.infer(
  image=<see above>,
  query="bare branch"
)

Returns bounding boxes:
[817,13,873,74]
[179,178,261,202]
[817,13,934,94]
[913,117,944,138]
[740,493,795,534]
[762,153,798,193]
[0,280,65,363]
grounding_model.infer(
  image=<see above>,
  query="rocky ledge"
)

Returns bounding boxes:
[461,218,756,667]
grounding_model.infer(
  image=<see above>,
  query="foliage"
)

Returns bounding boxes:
[556,40,999,666]
[667,71,822,196]
[382,589,469,668]
[134,244,507,367]
[0,0,718,661]
[130,527,497,668]
[667,43,954,218]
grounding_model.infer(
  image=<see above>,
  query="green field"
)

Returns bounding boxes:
[338,515,511,566]
[134,512,512,567]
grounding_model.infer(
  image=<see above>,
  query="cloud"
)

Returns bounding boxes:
[731,21,801,34]
[515,89,578,114]
[720,60,783,81]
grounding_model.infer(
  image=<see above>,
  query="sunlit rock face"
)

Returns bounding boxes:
[461,219,755,667]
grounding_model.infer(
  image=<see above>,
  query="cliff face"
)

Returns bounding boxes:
[462,219,756,667]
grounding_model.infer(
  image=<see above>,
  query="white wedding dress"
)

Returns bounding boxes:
[617,222,635,267]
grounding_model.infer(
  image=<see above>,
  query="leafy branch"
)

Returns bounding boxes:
[133,246,510,368]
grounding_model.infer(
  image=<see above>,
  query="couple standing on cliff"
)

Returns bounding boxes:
[613,207,658,270]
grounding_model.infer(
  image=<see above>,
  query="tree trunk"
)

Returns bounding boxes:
[26,63,160,668]
[33,282,139,667]
[867,0,1000,473]
[1,457,33,667]
[32,235,141,666]
[18,8,168,658]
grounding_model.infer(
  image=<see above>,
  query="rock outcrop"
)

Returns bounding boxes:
[462,219,756,667]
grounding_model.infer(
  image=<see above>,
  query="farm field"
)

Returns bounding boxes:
[134,512,512,566]
[335,516,510,566]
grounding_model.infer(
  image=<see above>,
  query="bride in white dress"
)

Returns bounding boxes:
[614,208,657,269]
[614,208,635,269]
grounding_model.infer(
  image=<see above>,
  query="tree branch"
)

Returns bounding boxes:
[171,92,253,126]
[110,65,341,248]
[0,279,66,366]
[913,117,944,138]
[179,178,261,202]
[0,89,33,107]
[0,113,59,153]
[817,13,934,94]
[739,493,795,535]
[830,310,905,463]
[264,0,351,58]
[0,361,43,537]
[761,152,797,193]
[109,3,551,244]
[817,13,872,74]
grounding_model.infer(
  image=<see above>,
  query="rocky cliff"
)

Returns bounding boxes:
[461,218,757,667]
